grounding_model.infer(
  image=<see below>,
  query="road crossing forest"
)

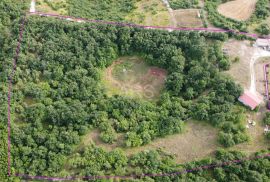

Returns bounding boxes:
[0,0,269,181]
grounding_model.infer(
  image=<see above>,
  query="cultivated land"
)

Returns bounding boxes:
[102,56,167,101]
[173,9,203,27]
[217,0,257,21]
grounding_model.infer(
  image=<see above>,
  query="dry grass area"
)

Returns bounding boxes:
[223,39,255,89]
[82,120,219,163]
[102,56,167,101]
[126,0,172,26]
[173,9,203,28]
[217,0,257,21]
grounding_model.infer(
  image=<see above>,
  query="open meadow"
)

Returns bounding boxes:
[102,56,167,101]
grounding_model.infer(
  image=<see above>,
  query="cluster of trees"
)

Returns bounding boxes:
[205,0,270,32]
[67,0,137,21]
[67,144,270,181]
[168,0,199,9]
[0,13,252,177]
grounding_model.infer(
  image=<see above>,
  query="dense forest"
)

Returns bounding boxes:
[205,0,270,31]
[0,0,269,181]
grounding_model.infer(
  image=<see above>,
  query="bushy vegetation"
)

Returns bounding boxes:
[205,0,270,32]
[67,146,270,181]
[256,23,270,35]
[169,0,199,9]
[67,0,137,21]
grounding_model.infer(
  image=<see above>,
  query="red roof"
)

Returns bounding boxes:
[238,90,263,110]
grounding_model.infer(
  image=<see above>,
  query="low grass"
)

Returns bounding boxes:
[231,110,270,154]
[173,9,203,27]
[102,56,167,101]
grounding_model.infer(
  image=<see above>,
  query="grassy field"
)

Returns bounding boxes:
[217,0,257,21]
[102,56,167,101]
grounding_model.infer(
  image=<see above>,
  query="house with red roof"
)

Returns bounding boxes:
[238,90,263,110]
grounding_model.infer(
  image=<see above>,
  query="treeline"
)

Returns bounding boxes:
[168,0,199,9]
[205,0,270,32]
[0,1,30,181]
[67,145,270,181]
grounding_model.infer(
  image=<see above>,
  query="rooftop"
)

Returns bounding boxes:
[238,90,263,110]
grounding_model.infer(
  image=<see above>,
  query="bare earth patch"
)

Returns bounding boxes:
[217,0,257,21]
[82,120,219,164]
[173,9,203,28]
[102,56,167,101]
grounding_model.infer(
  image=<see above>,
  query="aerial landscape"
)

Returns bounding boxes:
[0,0,270,181]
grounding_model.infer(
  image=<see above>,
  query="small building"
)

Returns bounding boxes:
[255,38,270,51]
[238,90,263,110]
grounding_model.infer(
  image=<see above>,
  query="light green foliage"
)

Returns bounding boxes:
[169,0,199,9]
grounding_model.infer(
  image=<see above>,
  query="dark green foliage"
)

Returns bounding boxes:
[169,0,199,9]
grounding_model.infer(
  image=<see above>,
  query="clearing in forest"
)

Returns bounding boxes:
[217,0,257,21]
[79,120,219,163]
[102,56,167,100]
[173,9,203,27]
